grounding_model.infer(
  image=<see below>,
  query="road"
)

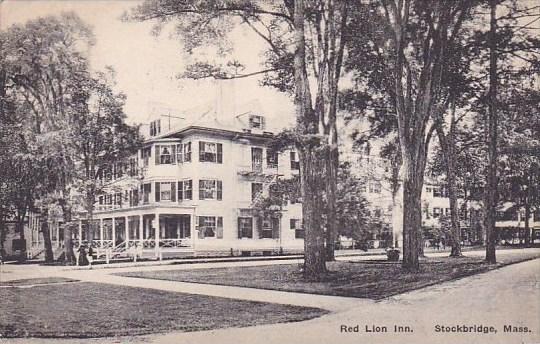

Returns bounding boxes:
[1,249,539,344]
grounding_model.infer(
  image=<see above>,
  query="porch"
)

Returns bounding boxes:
[76,212,195,260]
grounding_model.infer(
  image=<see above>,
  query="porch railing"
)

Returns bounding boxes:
[159,238,192,248]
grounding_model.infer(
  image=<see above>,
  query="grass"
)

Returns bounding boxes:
[0,281,327,338]
[119,250,540,300]
[0,277,78,287]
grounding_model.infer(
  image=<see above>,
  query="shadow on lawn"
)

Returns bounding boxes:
[118,254,540,300]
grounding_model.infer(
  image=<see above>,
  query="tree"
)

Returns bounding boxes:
[335,162,372,242]
[2,12,97,263]
[127,0,353,278]
[498,83,540,246]
[67,70,141,251]
[344,0,477,270]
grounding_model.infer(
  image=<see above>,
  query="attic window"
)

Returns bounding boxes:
[249,115,265,130]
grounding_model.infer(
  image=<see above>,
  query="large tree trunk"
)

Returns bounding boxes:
[402,175,422,271]
[484,0,498,264]
[524,195,530,246]
[301,146,328,279]
[41,220,54,263]
[61,202,75,264]
[294,0,327,279]
[436,112,463,257]
[15,220,27,260]
[324,144,339,261]
[0,217,6,258]
[401,151,426,271]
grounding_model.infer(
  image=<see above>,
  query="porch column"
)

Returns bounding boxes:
[112,217,116,247]
[125,216,129,241]
[56,224,60,247]
[155,213,160,257]
[192,213,196,252]
[139,215,144,245]
[100,218,104,247]
[78,220,82,246]
[125,216,130,244]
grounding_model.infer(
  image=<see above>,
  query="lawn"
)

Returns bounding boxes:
[119,250,540,300]
[0,282,327,338]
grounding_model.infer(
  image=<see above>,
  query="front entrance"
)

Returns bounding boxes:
[160,214,191,239]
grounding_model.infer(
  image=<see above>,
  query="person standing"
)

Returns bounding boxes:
[87,246,94,269]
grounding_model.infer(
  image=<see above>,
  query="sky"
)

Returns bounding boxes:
[0,0,295,128]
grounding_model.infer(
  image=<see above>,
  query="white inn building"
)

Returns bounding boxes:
[26,112,304,260]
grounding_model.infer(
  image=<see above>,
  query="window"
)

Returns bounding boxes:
[199,179,223,200]
[114,193,122,206]
[433,207,441,218]
[199,141,223,163]
[238,217,253,238]
[177,180,193,201]
[266,149,278,168]
[128,157,138,176]
[150,119,161,136]
[290,219,304,239]
[129,189,139,206]
[114,162,124,179]
[142,147,151,167]
[98,196,104,205]
[252,147,263,172]
[252,183,263,201]
[249,115,266,130]
[369,181,382,194]
[426,187,432,193]
[359,179,367,193]
[290,151,300,170]
[433,187,447,198]
[197,216,223,239]
[155,182,176,202]
[261,218,275,239]
[105,194,112,205]
[155,145,176,165]
[142,183,151,204]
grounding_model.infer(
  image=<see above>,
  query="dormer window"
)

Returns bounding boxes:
[249,115,265,130]
[150,119,161,136]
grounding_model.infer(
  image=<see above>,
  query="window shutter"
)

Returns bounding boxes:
[290,219,296,229]
[171,182,176,202]
[177,181,183,201]
[237,218,242,239]
[199,180,205,200]
[217,143,223,163]
[256,216,262,239]
[155,182,161,202]
[272,217,280,239]
[177,143,183,163]
[185,180,192,200]
[216,217,223,239]
[171,145,176,164]
[184,143,191,162]
[199,141,205,161]
[155,145,161,165]
[217,180,222,200]
[197,217,205,239]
